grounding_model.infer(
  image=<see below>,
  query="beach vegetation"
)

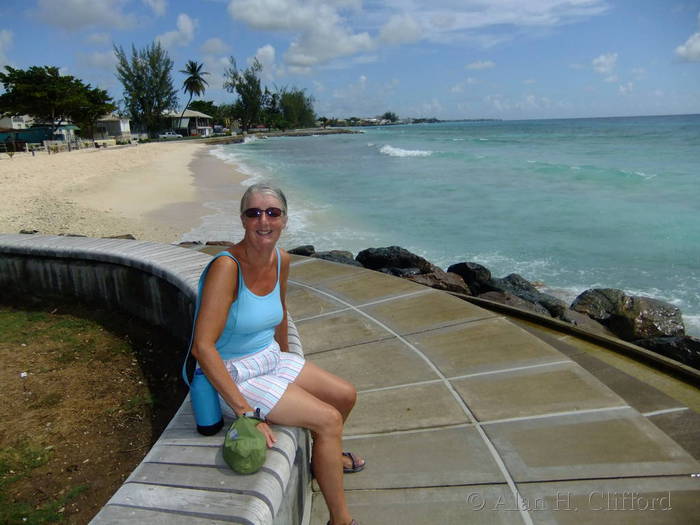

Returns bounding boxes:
[279,86,316,129]
[0,66,116,137]
[178,60,209,134]
[381,111,399,123]
[223,57,263,132]
[188,100,221,123]
[114,42,178,138]
[71,86,117,140]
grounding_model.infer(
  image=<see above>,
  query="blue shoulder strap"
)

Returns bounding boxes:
[181,251,239,387]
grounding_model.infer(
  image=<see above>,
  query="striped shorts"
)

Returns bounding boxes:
[219,340,305,418]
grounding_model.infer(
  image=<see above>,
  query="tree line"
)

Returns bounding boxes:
[0,41,316,139]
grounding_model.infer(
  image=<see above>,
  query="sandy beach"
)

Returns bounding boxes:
[0,141,247,243]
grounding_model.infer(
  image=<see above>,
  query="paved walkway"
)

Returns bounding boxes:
[286,256,699,524]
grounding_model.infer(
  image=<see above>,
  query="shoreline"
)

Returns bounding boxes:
[0,140,248,244]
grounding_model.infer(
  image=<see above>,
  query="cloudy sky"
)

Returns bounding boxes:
[1,0,699,120]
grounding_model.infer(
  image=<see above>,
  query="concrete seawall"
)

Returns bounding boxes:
[0,234,311,524]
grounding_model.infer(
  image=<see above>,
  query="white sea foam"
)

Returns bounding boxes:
[684,315,700,337]
[209,145,266,185]
[243,135,259,144]
[379,145,432,157]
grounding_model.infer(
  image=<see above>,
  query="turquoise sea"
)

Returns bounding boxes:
[186,115,700,336]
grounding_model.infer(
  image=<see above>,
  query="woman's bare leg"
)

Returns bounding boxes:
[267,383,352,525]
[294,361,357,420]
[293,362,364,470]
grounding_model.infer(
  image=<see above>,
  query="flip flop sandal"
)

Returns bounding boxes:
[342,451,365,473]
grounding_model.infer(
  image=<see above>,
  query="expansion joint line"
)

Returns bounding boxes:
[289,279,534,525]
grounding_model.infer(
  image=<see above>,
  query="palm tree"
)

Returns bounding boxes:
[178,60,209,135]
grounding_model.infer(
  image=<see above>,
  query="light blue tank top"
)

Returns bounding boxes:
[196,249,283,360]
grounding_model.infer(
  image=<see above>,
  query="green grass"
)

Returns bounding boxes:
[0,442,87,524]
[0,306,132,364]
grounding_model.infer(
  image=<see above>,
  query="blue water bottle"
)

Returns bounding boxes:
[190,368,224,435]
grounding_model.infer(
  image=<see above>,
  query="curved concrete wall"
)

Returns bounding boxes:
[0,234,310,525]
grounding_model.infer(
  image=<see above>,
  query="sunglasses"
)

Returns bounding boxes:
[242,207,284,218]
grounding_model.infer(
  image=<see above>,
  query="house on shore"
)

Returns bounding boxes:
[95,114,132,141]
[165,109,213,137]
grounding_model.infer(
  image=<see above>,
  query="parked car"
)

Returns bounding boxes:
[158,131,182,139]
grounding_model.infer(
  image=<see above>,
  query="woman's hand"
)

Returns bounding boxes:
[256,421,277,448]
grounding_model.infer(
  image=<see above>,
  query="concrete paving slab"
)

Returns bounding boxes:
[310,485,522,525]
[286,283,345,319]
[340,426,506,490]
[318,269,427,305]
[406,317,568,377]
[362,290,497,335]
[648,409,700,459]
[289,258,365,284]
[451,361,625,422]
[306,338,438,391]
[345,382,469,435]
[517,476,700,524]
[296,310,393,354]
[568,351,687,415]
[558,335,700,413]
[483,408,699,482]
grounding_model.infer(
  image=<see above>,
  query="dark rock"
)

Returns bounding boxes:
[559,309,615,337]
[288,245,315,256]
[104,234,136,239]
[572,288,685,340]
[406,268,470,295]
[312,250,363,267]
[60,233,87,237]
[177,241,203,247]
[488,273,568,318]
[379,267,422,277]
[571,288,628,322]
[356,246,435,273]
[478,291,551,317]
[635,336,700,369]
[19,229,39,234]
[205,240,235,246]
[447,262,491,294]
[608,296,685,340]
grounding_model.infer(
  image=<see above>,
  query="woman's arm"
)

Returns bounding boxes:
[274,249,290,352]
[192,256,253,416]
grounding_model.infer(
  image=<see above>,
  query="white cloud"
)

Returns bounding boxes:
[250,44,280,81]
[451,77,477,93]
[379,14,423,45]
[592,52,617,74]
[0,29,13,67]
[33,0,135,31]
[523,79,536,85]
[675,13,700,61]
[466,60,495,70]
[333,74,368,99]
[156,13,196,49]
[618,82,633,95]
[228,0,372,70]
[201,37,230,55]
[143,0,167,17]
[420,98,443,117]
[384,0,609,45]
[85,32,111,46]
[79,50,118,69]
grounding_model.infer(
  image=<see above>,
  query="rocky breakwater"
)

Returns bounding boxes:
[288,244,699,370]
